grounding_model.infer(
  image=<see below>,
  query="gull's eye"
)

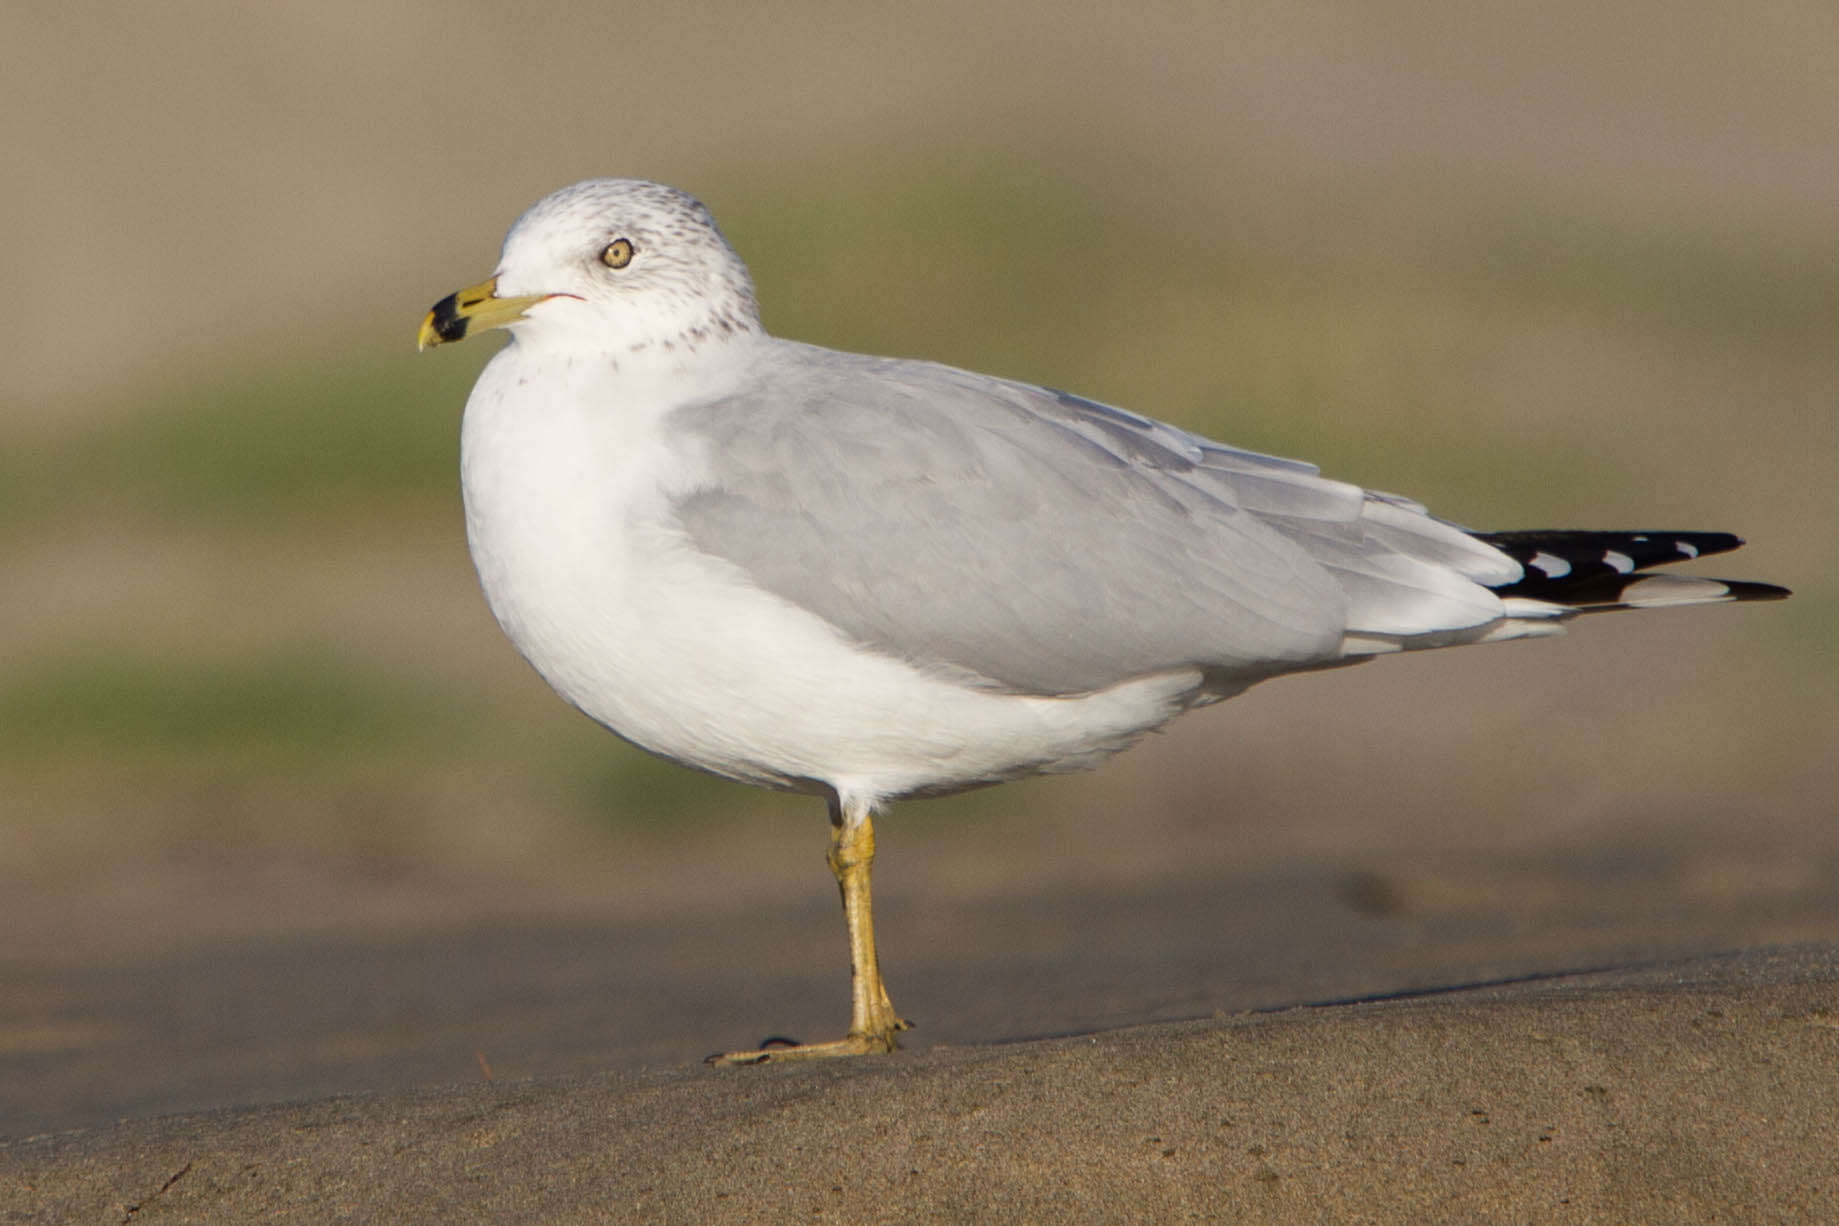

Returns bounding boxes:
[599,238,636,269]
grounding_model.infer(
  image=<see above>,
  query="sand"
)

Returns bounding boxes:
[6,945,1834,1224]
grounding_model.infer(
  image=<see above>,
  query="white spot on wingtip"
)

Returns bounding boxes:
[1528,551,1571,579]
[1500,597,1568,618]
[1603,550,1636,574]
[1678,541,1699,559]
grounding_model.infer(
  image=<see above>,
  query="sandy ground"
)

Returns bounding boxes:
[6,946,1835,1224]
[5,737,1838,1222]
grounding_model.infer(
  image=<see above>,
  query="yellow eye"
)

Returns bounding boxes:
[599,238,635,269]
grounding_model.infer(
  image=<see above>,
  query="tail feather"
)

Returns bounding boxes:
[1477,530,1789,611]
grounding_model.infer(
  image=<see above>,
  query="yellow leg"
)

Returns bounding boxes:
[708,796,911,1065]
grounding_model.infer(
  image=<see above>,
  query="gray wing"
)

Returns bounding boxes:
[670,343,1517,695]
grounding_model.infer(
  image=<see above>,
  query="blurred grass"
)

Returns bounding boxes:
[1460,194,1839,351]
[0,349,484,534]
[0,646,471,772]
[3,152,1831,846]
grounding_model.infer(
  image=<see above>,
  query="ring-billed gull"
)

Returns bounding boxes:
[419,178,1786,1064]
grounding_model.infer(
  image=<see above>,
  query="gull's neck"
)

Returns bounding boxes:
[509,293,768,381]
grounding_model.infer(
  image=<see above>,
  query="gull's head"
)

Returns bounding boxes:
[418,179,762,357]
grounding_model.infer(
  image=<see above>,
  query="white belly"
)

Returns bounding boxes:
[459,347,1200,806]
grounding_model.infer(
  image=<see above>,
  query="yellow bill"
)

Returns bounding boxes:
[418,277,560,350]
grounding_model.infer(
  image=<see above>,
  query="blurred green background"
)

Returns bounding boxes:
[3,3,1834,951]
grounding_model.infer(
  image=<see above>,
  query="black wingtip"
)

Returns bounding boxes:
[1477,529,1785,605]
[1722,579,1791,601]
[1477,529,1746,565]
